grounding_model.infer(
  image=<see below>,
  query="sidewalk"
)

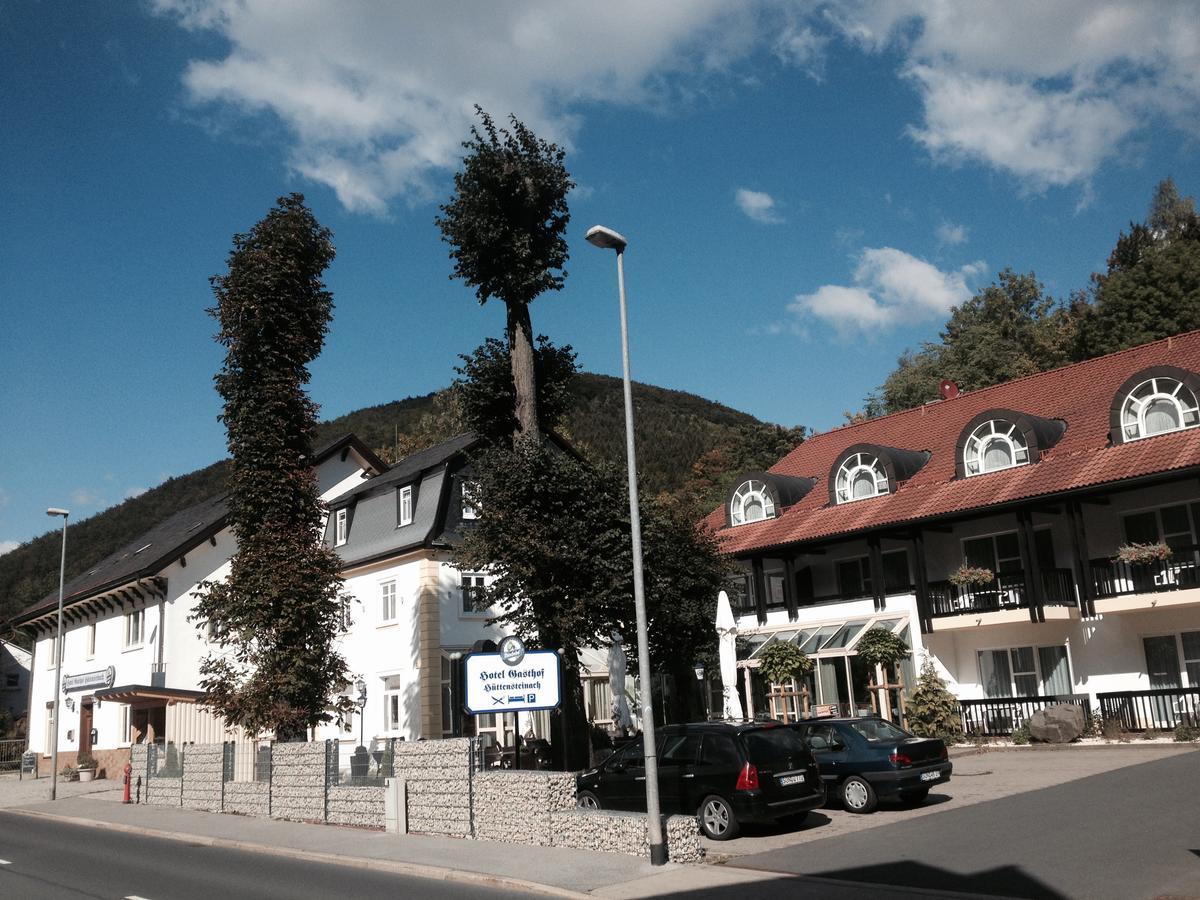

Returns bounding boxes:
[0,777,976,898]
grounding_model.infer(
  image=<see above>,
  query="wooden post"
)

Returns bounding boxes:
[876,663,892,722]
[743,667,755,720]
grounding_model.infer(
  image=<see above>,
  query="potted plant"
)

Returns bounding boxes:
[855,627,911,723]
[757,642,814,722]
[60,764,79,782]
[949,564,994,588]
[76,751,98,782]
[1115,541,1172,565]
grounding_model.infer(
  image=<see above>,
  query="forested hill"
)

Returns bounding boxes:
[0,373,803,633]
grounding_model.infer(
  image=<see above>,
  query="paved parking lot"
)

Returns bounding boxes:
[703,744,1196,859]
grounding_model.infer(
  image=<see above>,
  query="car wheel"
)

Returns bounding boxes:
[698,794,741,841]
[899,788,929,807]
[577,790,602,810]
[840,776,878,814]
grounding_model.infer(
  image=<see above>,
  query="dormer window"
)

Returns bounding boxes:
[731,480,775,525]
[335,508,348,546]
[1119,376,1200,441]
[834,453,890,503]
[963,420,1030,476]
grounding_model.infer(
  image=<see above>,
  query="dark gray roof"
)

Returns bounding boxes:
[14,492,229,624]
[329,432,478,506]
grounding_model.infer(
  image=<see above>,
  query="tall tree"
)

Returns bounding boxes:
[437,108,573,438]
[1074,178,1200,359]
[193,194,352,741]
[865,270,1073,416]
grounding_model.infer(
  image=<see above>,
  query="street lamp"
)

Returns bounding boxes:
[351,677,368,781]
[585,225,666,866]
[46,507,69,802]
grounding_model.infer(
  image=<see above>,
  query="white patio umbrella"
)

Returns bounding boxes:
[716,590,745,721]
[607,630,635,734]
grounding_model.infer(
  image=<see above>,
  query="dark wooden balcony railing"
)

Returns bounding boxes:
[929,568,1076,617]
[959,694,1092,737]
[1096,688,1200,732]
[1089,545,1200,599]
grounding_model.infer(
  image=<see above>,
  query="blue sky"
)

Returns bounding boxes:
[2,1,1198,551]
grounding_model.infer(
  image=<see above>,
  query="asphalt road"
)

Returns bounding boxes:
[728,749,1200,900]
[0,811,528,900]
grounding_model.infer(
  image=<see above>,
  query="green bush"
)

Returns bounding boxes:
[757,642,814,686]
[60,765,78,782]
[76,751,98,769]
[1011,725,1031,745]
[1173,723,1198,743]
[905,659,963,745]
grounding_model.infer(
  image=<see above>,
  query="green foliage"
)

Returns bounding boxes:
[865,270,1073,415]
[1011,724,1031,745]
[854,627,910,669]
[904,659,963,744]
[453,336,578,445]
[757,642,814,686]
[76,751,98,769]
[192,194,352,740]
[1174,723,1198,742]
[60,764,78,781]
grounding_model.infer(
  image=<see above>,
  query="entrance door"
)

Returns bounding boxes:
[1143,636,1181,726]
[79,702,94,754]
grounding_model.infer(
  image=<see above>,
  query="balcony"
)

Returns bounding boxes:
[928,568,1077,629]
[1089,545,1200,614]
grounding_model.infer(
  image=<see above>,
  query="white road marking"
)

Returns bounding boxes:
[125,896,153,899]
[0,859,11,865]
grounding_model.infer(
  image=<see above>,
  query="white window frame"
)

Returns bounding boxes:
[382,674,403,733]
[339,596,353,633]
[976,643,1073,698]
[1120,376,1200,442]
[380,580,397,624]
[963,419,1030,476]
[834,453,889,504]
[124,608,144,649]
[460,572,488,617]
[398,485,413,527]
[119,704,132,746]
[335,509,348,546]
[46,634,57,668]
[86,623,97,659]
[730,480,776,526]
[461,480,480,521]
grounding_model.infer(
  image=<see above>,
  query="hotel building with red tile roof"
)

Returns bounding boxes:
[707,332,1200,735]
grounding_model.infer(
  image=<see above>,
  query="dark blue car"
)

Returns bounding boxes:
[792,717,952,813]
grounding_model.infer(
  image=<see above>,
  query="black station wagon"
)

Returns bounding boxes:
[576,722,824,840]
[792,717,952,813]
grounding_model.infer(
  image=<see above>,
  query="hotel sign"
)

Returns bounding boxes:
[464,648,561,714]
[63,666,115,692]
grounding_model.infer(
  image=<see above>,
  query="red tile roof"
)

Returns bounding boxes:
[709,331,1200,556]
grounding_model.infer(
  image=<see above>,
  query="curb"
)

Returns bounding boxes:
[950,741,1197,756]
[7,807,590,899]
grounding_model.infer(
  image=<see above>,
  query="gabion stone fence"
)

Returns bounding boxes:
[129,738,702,862]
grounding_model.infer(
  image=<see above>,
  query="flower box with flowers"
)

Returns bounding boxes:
[949,565,994,588]
[1115,542,1173,566]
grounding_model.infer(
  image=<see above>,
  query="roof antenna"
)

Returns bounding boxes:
[939,379,960,400]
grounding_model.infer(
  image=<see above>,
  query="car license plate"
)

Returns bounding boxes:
[920,770,942,782]
[778,774,805,786]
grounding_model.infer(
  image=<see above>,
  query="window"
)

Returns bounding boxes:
[963,419,1029,476]
[4,673,18,689]
[1183,632,1200,686]
[1119,376,1200,441]
[124,609,144,648]
[340,596,352,633]
[963,529,1054,574]
[46,634,56,668]
[834,453,889,504]
[660,733,701,766]
[119,705,131,745]
[1122,503,1200,552]
[461,480,479,520]
[380,581,397,623]
[836,550,909,598]
[335,508,348,546]
[383,674,402,732]
[45,701,54,756]
[398,485,413,527]
[730,480,775,525]
[461,573,486,614]
[441,654,463,738]
[978,645,1072,698]
[86,623,96,659]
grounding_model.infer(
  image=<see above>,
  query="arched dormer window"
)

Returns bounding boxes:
[835,453,889,503]
[724,471,814,528]
[730,480,774,525]
[828,443,930,506]
[954,409,1065,480]
[963,420,1029,476]
[1116,373,1200,442]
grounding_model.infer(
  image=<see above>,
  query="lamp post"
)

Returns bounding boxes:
[585,225,666,866]
[449,651,463,737]
[46,507,69,801]
[351,678,368,781]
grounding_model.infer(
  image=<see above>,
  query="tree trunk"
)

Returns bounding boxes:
[665,658,704,724]
[506,302,539,437]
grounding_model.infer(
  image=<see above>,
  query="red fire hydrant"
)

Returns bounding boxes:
[122,761,132,804]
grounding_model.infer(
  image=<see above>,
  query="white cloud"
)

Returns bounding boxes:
[735,188,784,224]
[818,0,1200,190]
[936,221,968,246]
[152,0,753,213]
[0,540,18,556]
[790,247,984,335]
